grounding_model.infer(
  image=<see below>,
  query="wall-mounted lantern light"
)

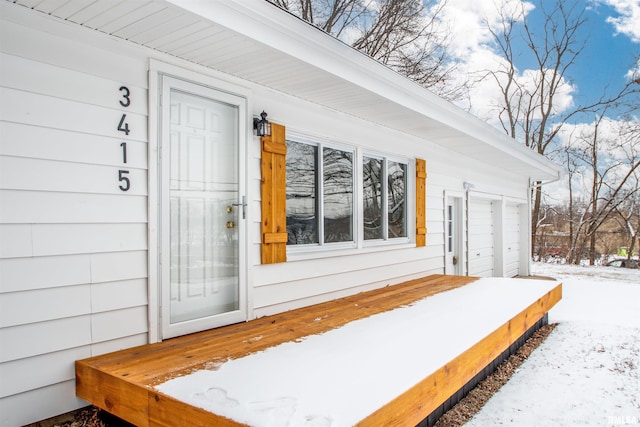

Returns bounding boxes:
[253,111,271,137]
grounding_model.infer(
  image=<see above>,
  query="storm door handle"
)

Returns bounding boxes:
[231,196,247,219]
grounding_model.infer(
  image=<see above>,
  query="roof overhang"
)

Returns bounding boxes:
[9,0,563,181]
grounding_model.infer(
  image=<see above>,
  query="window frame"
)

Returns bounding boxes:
[286,136,357,252]
[286,133,413,256]
[362,151,411,247]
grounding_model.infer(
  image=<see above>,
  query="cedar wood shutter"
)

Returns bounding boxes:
[416,158,427,247]
[260,123,288,264]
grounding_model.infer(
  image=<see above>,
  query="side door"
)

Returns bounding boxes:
[445,195,463,275]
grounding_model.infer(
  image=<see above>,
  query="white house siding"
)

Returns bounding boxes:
[0,15,149,426]
[247,88,532,315]
[248,89,448,317]
[0,2,545,424]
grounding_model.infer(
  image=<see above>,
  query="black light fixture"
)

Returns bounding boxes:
[253,111,271,137]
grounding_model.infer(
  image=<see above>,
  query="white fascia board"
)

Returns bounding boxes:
[166,0,562,179]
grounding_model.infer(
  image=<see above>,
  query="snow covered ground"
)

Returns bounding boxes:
[155,263,638,427]
[466,262,640,427]
[156,277,560,426]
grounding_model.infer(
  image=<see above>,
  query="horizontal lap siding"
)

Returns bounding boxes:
[426,184,446,254]
[252,182,447,316]
[246,86,451,316]
[0,20,149,425]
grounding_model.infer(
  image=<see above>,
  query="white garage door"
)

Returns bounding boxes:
[504,204,521,277]
[468,199,494,277]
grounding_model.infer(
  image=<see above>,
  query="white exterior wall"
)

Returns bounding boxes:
[0,14,151,426]
[1,5,534,425]
[248,89,446,316]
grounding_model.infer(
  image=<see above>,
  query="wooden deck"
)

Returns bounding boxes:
[75,274,561,426]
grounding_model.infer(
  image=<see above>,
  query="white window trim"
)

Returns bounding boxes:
[362,151,412,247]
[285,134,414,258]
[286,136,357,252]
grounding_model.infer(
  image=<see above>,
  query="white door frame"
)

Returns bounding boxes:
[148,60,250,342]
[444,191,465,275]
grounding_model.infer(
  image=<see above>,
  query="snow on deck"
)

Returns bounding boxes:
[156,277,560,427]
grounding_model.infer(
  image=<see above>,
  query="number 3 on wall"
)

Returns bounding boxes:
[119,86,131,107]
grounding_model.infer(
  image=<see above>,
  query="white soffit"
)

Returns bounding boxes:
[7,0,562,180]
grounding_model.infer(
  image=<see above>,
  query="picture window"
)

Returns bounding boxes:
[287,137,409,250]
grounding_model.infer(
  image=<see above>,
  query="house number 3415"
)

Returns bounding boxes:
[117,86,131,191]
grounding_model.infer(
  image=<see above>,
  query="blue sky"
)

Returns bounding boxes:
[440,0,639,124]
[435,0,639,202]
[522,1,638,120]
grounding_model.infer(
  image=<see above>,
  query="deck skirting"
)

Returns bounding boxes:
[418,314,549,427]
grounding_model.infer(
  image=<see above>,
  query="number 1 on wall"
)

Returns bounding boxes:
[120,142,127,164]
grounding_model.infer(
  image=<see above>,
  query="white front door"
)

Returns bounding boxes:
[160,76,247,339]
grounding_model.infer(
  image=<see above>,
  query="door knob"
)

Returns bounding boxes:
[226,221,236,229]
[453,255,458,265]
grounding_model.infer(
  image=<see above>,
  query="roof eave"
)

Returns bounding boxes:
[8,0,562,181]
[166,0,562,180]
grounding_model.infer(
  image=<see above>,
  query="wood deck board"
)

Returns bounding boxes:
[75,275,561,427]
[78,275,474,385]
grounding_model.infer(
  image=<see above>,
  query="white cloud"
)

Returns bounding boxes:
[438,0,575,127]
[556,117,640,170]
[598,0,640,43]
[434,0,636,203]
[549,116,640,203]
[439,0,534,57]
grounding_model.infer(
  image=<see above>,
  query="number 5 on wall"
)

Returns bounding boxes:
[118,170,130,191]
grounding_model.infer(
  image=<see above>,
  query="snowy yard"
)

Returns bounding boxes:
[466,262,640,427]
[153,263,638,427]
[156,276,559,426]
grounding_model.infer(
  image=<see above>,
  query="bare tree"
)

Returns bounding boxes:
[613,121,640,263]
[269,0,366,37]
[564,114,640,264]
[483,1,588,256]
[483,0,640,257]
[267,0,463,99]
[614,194,640,264]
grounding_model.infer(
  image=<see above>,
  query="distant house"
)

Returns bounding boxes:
[0,0,562,425]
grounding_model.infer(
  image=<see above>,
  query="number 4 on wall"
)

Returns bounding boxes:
[117,114,130,135]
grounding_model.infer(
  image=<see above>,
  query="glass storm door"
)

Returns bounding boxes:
[160,76,246,339]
